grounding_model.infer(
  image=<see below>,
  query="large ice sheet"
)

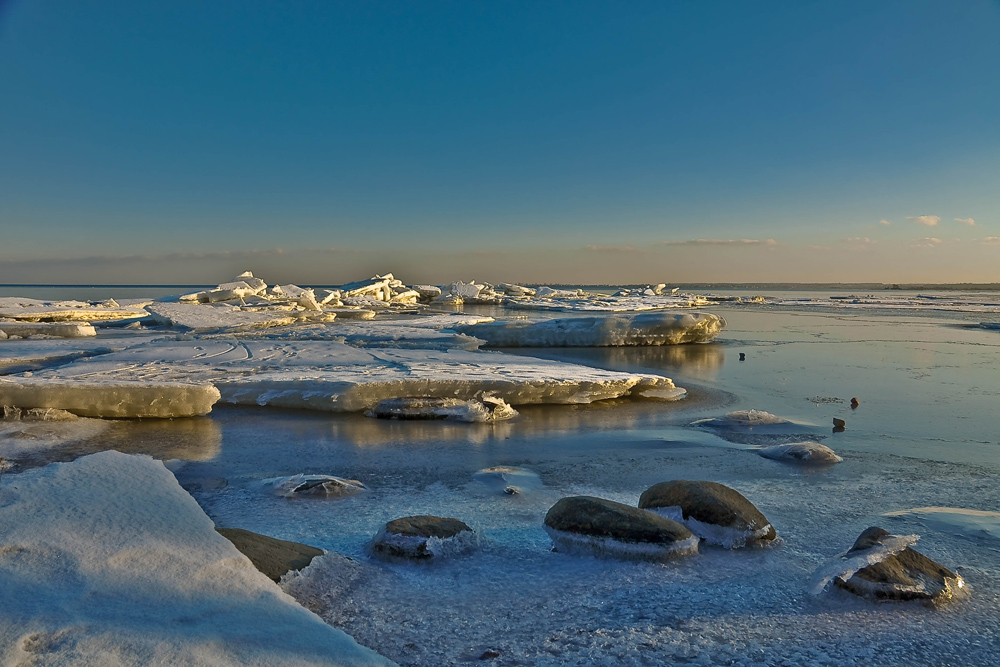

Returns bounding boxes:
[0,297,149,322]
[0,378,220,418]
[457,312,726,347]
[29,340,684,412]
[0,338,134,370]
[0,321,97,338]
[146,302,308,331]
[0,451,393,666]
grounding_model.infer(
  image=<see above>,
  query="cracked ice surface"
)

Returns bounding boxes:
[0,451,392,666]
[27,340,684,412]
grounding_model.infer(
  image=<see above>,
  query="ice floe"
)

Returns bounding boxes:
[0,297,150,322]
[883,506,1000,542]
[471,466,543,495]
[368,396,518,422]
[457,312,725,347]
[25,339,684,412]
[0,451,391,666]
[263,473,367,498]
[0,378,220,418]
[758,441,843,464]
[0,321,97,338]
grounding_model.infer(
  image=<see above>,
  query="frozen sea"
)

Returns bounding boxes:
[3,285,1000,666]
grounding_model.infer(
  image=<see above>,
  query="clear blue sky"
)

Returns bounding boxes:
[1,0,998,284]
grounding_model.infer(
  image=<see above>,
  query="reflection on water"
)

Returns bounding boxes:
[314,383,732,449]
[492,343,726,383]
[64,417,223,463]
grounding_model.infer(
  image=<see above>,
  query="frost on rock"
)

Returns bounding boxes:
[814,527,966,603]
[0,378,220,418]
[0,451,393,666]
[0,322,97,338]
[370,515,478,561]
[544,496,699,561]
[30,340,684,412]
[457,312,726,347]
[638,480,777,548]
[368,396,517,422]
[758,441,843,464]
[264,474,367,498]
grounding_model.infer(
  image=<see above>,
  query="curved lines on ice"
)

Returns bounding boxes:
[239,342,253,360]
[191,342,241,360]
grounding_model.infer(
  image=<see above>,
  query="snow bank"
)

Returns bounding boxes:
[28,340,684,412]
[0,378,220,418]
[457,312,726,347]
[0,451,393,666]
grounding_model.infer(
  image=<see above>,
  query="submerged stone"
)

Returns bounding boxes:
[638,480,776,548]
[758,441,842,465]
[371,515,477,560]
[544,496,697,561]
[834,527,965,602]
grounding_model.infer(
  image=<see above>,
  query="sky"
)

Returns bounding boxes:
[1,0,998,285]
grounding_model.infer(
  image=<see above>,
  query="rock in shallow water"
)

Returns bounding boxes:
[834,527,965,603]
[216,527,324,583]
[544,496,698,561]
[638,480,776,548]
[368,396,517,422]
[371,515,478,561]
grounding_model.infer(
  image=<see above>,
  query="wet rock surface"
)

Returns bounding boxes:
[544,496,694,546]
[638,480,776,547]
[216,527,324,582]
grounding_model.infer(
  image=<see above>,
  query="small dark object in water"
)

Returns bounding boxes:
[479,649,501,660]
[739,353,746,361]
[850,397,860,409]
[833,417,846,433]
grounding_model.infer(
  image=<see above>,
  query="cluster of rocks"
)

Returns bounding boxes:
[229,469,964,606]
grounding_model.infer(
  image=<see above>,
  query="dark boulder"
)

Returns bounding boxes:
[638,480,776,548]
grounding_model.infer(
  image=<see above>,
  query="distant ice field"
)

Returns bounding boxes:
[4,283,1000,665]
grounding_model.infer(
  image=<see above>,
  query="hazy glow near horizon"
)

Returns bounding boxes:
[1,1,998,284]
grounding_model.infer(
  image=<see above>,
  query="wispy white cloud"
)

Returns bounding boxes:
[879,219,891,226]
[659,238,778,247]
[583,245,646,254]
[980,237,1000,245]
[955,217,976,226]
[907,215,941,227]
[844,237,876,245]
[910,237,943,248]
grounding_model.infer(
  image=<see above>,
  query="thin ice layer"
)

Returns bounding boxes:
[457,312,725,347]
[0,451,392,666]
[0,378,220,418]
[29,340,684,412]
[545,526,699,561]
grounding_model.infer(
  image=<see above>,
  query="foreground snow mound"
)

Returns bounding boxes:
[0,451,393,666]
[457,312,726,347]
[32,340,684,411]
[0,378,220,418]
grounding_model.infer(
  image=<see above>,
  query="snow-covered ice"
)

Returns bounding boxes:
[0,451,392,666]
[0,321,97,338]
[457,312,725,347]
[25,339,684,412]
[0,297,150,322]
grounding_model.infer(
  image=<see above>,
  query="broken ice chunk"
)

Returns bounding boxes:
[0,379,220,418]
[0,322,97,338]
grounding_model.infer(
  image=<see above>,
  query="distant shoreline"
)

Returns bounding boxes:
[2,282,1000,291]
